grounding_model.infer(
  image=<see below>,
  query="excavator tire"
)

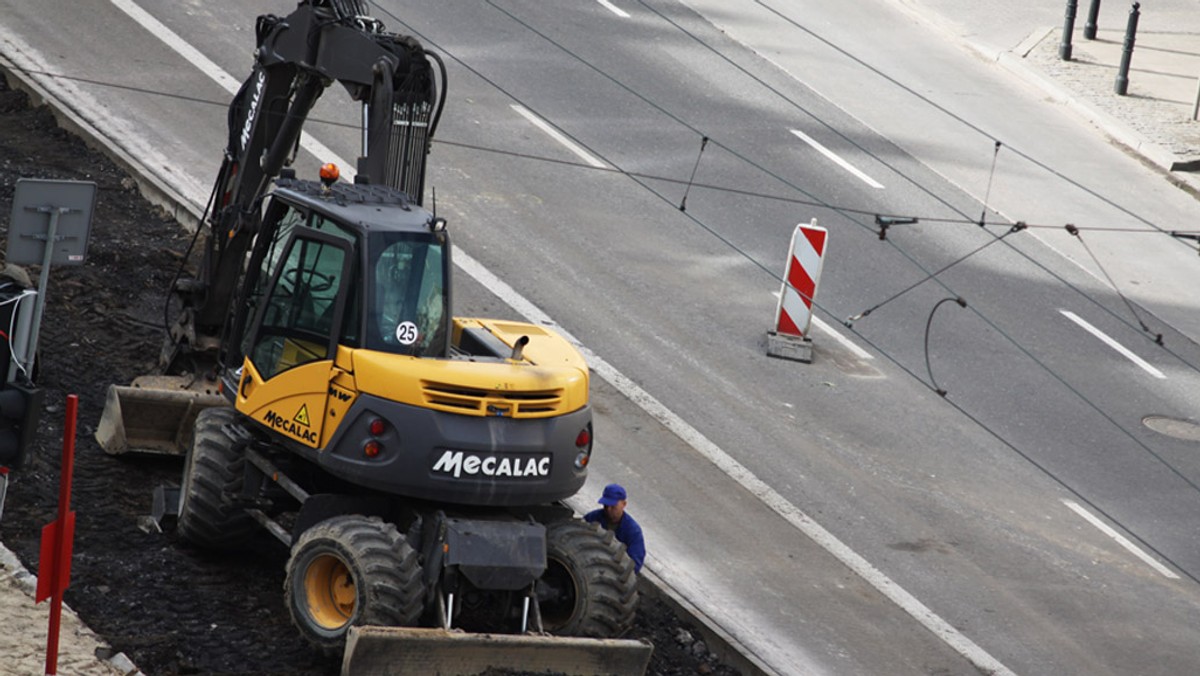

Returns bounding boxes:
[176,406,257,549]
[284,515,424,656]
[540,518,638,638]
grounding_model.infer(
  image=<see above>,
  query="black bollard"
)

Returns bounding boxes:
[1114,2,1141,95]
[1084,0,1101,39]
[1060,0,1079,60]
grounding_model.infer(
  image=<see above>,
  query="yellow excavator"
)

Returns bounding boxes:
[96,1,651,673]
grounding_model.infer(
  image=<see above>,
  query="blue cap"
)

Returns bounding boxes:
[598,483,627,506]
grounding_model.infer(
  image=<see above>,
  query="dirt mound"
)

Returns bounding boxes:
[0,76,739,676]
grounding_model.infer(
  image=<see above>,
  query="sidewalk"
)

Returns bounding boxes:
[931,3,1200,195]
[0,544,140,675]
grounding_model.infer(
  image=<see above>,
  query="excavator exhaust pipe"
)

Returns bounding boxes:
[341,627,653,676]
[95,376,227,455]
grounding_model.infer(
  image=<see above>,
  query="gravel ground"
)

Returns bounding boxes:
[0,76,741,676]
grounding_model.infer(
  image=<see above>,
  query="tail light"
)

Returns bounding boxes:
[573,424,593,470]
[368,417,386,436]
[364,417,386,458]
[364,439,381,458]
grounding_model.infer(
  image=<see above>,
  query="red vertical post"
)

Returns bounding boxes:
[36,394,77,676]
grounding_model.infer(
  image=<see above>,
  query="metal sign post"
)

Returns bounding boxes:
[6,179,94,379]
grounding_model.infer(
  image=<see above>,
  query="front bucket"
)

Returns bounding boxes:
[96,376,226,455]
[342,627,653,676]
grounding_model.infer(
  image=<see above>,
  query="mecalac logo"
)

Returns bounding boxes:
[239,70,266,155]
[432,451,550,479]
[263,409,318,444]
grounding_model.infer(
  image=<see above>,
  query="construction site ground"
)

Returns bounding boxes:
[0,76,740,676]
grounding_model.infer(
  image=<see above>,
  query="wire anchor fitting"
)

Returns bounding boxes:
[875,215,918,240]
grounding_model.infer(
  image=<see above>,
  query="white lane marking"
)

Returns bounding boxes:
[510,104,607,169]
[108,0,352,181]
[771,291,874,360]
[1061,499,1179,579]
[596,0,631,18]
[1059,310,1165,379]
[117,2,1012,672]
[789,128,883,189]
[811,316,874,359]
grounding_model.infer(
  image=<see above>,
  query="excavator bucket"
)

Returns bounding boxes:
[341,627,653,676]
[95,375,226,455]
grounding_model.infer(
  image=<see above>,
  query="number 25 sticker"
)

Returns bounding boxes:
[395,321,420,345]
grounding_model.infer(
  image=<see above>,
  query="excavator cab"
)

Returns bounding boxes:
[226,175,452,452]
[233,190,449,376]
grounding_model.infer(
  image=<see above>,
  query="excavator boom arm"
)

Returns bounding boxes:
[189,0,445,354]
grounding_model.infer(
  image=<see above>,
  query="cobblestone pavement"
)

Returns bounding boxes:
[0,545,134,675]
[970,14,1200,198]
[1024,23,1200,167]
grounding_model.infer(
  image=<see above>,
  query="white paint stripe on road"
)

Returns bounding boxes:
[119,2,1011,672]
[1061,499,1179,579]
[769,292,875,359]
[812,316,875,359]
[1059,310,1165,379]
[511,104,607,168]
[596,0,631,18]
[108,0,353,181]
[789,128,884,189]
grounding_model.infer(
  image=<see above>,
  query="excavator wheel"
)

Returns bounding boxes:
[539,518,638,638]
[176,406,257,549]
[285,515,424,656]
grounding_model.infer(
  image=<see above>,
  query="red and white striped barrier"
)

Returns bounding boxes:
[768,219,827,362]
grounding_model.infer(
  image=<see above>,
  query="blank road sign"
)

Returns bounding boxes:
[6,179,95,266]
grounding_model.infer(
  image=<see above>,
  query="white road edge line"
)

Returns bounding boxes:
[1061,499,1179,579]
[1059,310,1166,379]
[789,128,884,189]
[115,2,1014,673]
[596,0,631,19]
[510,104,607,169]
[108,0,352,181]
[771,292,874,360]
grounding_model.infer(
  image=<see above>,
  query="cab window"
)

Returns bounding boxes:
[365,234,447,356]
[249,233,349,379]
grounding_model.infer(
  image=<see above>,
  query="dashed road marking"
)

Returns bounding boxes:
[1062,499,1179,579]
[789,128,883,189]
[597,0,631,18]
[511,104,607,168]
[1060,310,1165,379]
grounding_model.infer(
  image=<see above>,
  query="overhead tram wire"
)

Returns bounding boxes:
[628,0,1195,363]
[8,27,1197,381]
[7,3,1191,583]
[12,9,1200,536]
[4,13,1195,537]
[11,63,1193,241]
[367,1,1200,582]
[745,0,1193,247]
[378,0,1200,410]
[458,0,1200,378]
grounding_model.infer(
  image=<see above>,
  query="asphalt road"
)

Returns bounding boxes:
[3,1,1200,674]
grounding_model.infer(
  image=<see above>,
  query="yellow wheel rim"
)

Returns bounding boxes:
[304,553,356,630]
